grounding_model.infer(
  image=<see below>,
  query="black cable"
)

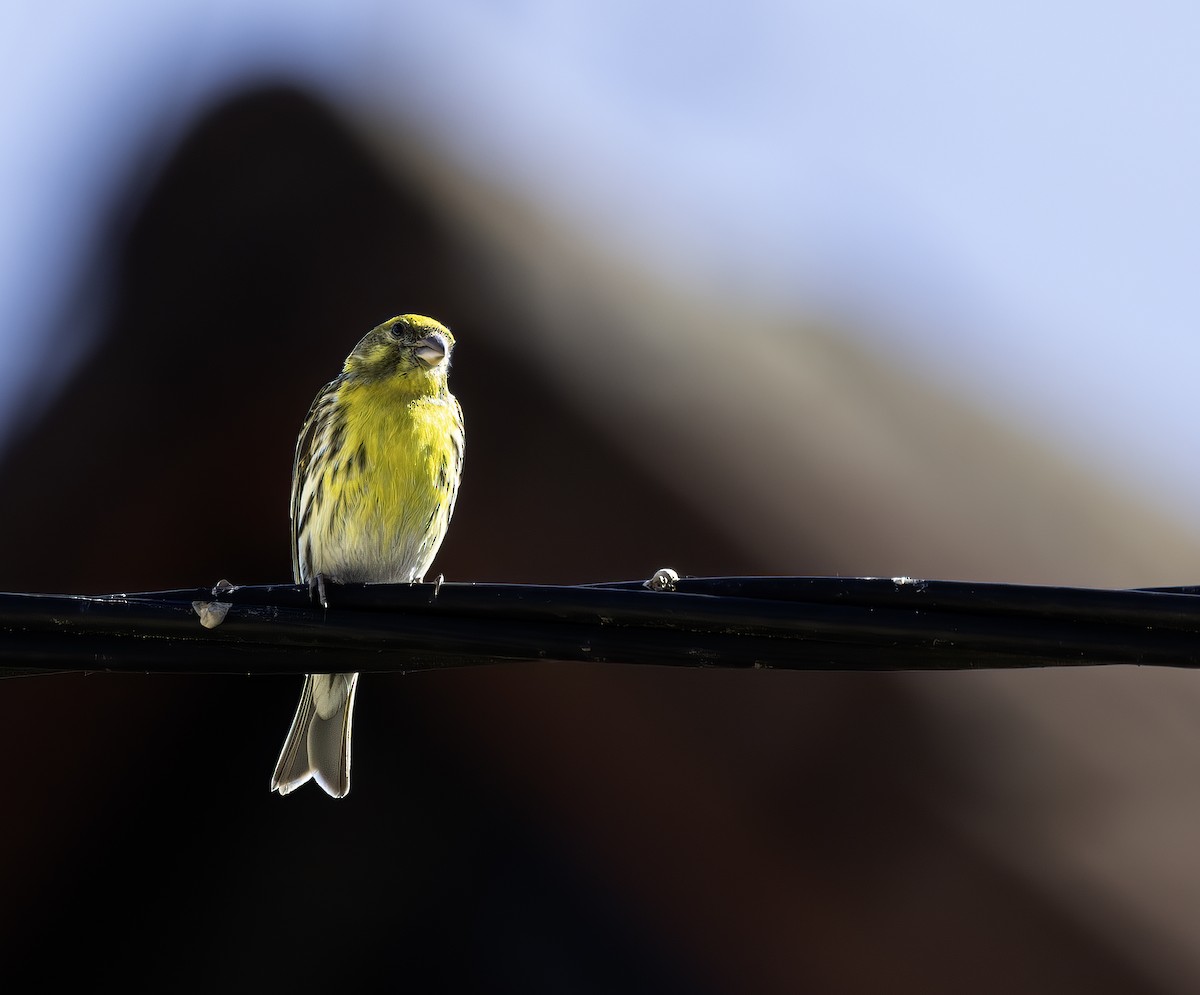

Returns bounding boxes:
[3,574,1200,677]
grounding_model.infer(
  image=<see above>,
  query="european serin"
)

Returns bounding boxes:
[271,314,464,798]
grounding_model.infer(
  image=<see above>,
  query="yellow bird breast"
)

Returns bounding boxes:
[303,386,462,585]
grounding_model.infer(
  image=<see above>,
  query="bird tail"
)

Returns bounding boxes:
[271,672,360,798]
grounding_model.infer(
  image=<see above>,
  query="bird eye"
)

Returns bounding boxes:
[387,321,406,338]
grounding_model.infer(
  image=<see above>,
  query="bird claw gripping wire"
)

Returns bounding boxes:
[308,573,330,610]
[644,567,680,592]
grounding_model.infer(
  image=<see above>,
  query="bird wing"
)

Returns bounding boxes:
[290,377,341,584]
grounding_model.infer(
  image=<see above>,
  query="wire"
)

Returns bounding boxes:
[4,573,1200,677]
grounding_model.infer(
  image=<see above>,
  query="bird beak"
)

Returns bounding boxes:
[414,333,448,368]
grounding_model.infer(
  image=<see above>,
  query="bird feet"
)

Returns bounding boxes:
[308,573,330,609]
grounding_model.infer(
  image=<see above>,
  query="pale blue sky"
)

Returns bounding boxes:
[3,1,1200,521]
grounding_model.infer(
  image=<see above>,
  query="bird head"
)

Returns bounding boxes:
[344,314,455,385]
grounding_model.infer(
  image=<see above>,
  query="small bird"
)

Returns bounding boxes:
[271,314,464,798]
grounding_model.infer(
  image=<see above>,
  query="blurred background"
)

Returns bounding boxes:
[4,1,1200,991]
